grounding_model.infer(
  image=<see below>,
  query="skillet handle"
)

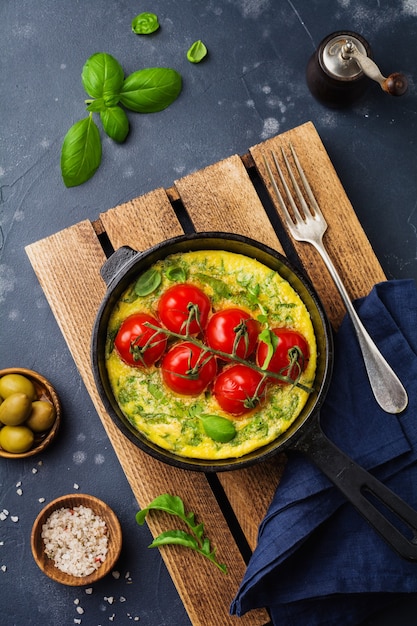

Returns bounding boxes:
[294,420,417,561]
[100,246,138,286]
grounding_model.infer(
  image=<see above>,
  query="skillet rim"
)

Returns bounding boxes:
[91,232,334,472]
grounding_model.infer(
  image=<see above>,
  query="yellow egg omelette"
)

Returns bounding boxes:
[105,250,317,460]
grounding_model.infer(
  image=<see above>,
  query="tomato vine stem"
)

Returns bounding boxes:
[143,322,314,394]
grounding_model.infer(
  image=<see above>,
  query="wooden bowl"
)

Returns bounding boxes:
[31,494,122,586]
[0,367,61,458]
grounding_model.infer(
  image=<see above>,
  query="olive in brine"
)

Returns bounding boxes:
[0,393,32,426]
[0,374,36,401]
[26,400,56,433]
[0,425,34,453]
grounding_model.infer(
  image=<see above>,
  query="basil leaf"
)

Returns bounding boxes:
[85,98,106,112]
[60,115,102,187]
[132,12,160,35]
[165,266,187,282]
[81,52,124,100]
[187,40,208,63]
[134,268,162,296]
[200,415,236,443]
[100,106,129,142]
[120,68,182,113]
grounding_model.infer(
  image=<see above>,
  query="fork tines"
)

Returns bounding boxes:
[263,144,323,224]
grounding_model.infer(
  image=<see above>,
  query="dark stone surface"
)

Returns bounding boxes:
[1,1,416,624]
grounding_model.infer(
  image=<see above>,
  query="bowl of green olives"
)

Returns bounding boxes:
[0,368,61,458]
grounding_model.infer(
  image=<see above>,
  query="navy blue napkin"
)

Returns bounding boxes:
[231,279,417,626]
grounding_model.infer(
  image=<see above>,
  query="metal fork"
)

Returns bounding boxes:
[263,144,408,414]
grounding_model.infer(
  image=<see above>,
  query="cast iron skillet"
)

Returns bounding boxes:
[91,232,417,560]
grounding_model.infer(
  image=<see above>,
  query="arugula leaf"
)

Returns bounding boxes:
[132,12,160,35]
[187,40,208,63]
[194,273,232,298]
[100,106,129,142]
[81,52,124,100]
[60,115,102,187]
[258,328,278,370]
[136,493,227,573]
[149,530,227,573]
[149,529,199,550]
[120,68,182,113]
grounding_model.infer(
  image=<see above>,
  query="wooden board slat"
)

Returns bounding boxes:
[175,154,285,254]
[250,121,386,328]
[25,220,268,626]
[99,187,184,251]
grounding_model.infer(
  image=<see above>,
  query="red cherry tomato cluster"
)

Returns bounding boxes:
[114,283,310,417]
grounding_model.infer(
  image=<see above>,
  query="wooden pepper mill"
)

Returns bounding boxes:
[306,31,408,107]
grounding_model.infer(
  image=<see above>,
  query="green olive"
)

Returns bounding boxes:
[0,425,34,453]
[26,400,56,433]
[0,374,36,401]
[0,393,32,426]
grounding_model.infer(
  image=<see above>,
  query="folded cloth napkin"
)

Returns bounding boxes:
[231,279,417,626]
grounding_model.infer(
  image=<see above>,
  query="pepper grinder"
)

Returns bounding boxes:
[306,31,408,108]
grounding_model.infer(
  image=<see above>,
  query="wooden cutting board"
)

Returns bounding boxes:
[25,121,386,626]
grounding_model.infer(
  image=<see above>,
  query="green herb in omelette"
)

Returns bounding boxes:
[61,52,182,187]
[136,494,227,573]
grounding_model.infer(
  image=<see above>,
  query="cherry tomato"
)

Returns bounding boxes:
[212,364,266,417]
[256,328,309,383]
[205,308,260,360]
[114,313,167,367]
[157,283,211,336]
[161,341,217,395]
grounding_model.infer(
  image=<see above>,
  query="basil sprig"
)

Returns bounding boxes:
[61,52,182,187]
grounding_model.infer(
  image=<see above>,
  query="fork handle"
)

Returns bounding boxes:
[312,240,408,414]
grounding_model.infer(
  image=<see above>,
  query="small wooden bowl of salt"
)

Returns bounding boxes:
[31,494,122,585]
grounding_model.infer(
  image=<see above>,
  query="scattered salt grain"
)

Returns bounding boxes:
[38,498,45,503]
[32,467,38,474]
[76,606,84,615]
[16,489,23,496]
[111,570,120,579]
[1,509,9,521]
[85,588,93,595]
[1,565,6,572]
[120,596,126,602]
[41,505,108,576]
[74,620,81,625]
[10,516,19,523]
[73,483,79,490]
[74,599,80,605]
[16,481,21,487]
[105,596,114,604]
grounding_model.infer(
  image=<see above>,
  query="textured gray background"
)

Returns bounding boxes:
[1,1,417,624]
